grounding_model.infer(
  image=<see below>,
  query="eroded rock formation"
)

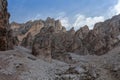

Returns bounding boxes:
[11,17,63,48]
[11,14,120,62]
[0,0,13,50]
[32,18,72,62]
[31,15,120,62]
[11,20,44,45]
[83,15,120,55]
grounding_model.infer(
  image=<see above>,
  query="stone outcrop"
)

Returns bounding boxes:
[31,14,120,62]
[32,26,53,62]
[72,25,89,55]
[83,15,120,55]
[11,20,44,45]
[11,17,63,48]
[0,0,13,50]
[32,18,73,62]
[11,13,120,62]
[21,32,33,48]
[45,17,62,32]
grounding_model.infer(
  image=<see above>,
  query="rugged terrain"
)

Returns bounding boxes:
[10,15,120,80]
[0,0,120,80]
[0,46,119,80]
[11,14,120,62]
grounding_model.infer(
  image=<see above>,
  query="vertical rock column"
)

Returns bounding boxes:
[0,0,12,50]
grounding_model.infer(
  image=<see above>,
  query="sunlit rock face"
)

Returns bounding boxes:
[31,14,120,62]
[32,18,73,62]
[10,20,44,46]
[0,0,13,51]
[83,15,120,55]
[72,25,89,55]
[10,17,63,48]
[11,13,120,61]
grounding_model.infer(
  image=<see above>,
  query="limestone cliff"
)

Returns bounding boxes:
[0,0,13,50]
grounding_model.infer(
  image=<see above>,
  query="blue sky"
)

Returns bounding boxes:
[8,0,120,29]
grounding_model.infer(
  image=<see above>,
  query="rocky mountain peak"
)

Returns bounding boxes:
[32,14,120,59]
[74,25,89,40]
[67,27,75,35]
[11,14,119,61]
[62,26,66,32]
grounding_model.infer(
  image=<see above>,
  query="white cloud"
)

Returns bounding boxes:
[60,17,70,28]
[19,0,120,30]
[109,0,120,17]
[58,0,120,30]
[56,12,71,29]
[113,0,120,15]
[34,14,42,20]
[26,0,119,30]
[25,14,42,22]
[73,14,105,29]
[56,13,105,30]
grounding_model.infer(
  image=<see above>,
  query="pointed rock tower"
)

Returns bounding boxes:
[0,0,13,51]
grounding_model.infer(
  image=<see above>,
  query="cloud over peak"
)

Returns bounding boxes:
[59,0,120,30]
[114,0,120,15]
[73,15,104,29]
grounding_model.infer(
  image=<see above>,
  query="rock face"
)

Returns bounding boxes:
[32,27,53,62]
[11,17,63,48]
[72,25,89,55]
[0,0,13,50]
[11,14,120,62]
[11,20,44,46]
[21,32,33,48]
[31,14,120,62]
[31,23,90,61]
[32,18,73,62]
[83,15,120,55]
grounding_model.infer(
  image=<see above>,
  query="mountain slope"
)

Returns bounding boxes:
[0,46,119,80]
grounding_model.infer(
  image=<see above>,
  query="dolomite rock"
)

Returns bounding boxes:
[0,0,13,50]
[72,25,89,55]
[32,20,72,62]
[83,15,120,55]
[21,32,33,49]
